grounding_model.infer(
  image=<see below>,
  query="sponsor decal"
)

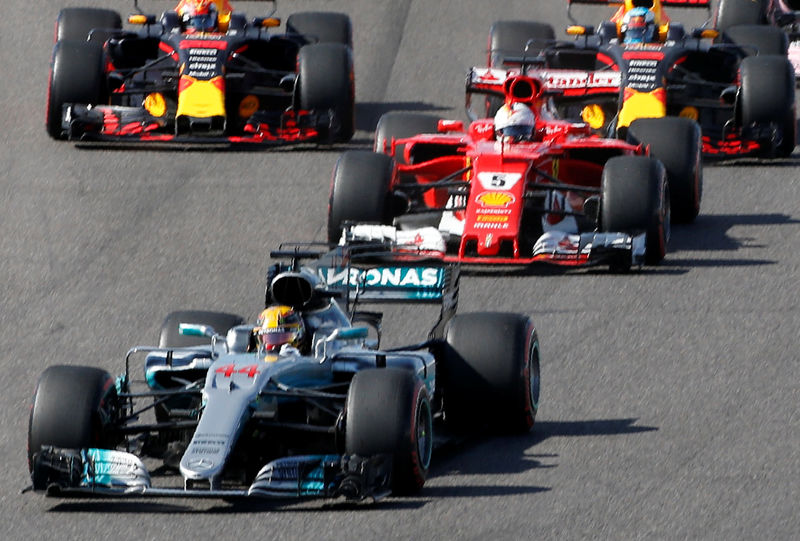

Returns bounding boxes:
[472,122,494,136]
[541,70,620,90]
[476,191,515,208]
[186,457,215,470]
[475,222,510,230]
[319,267,443,288]
[476,214,509,223]
[477,172,522,190]
[624,58,661,90]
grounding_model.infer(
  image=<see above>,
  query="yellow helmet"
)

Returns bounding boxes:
[255,305,305,351]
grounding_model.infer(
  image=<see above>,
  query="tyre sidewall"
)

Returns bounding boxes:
[627,117,702,224]
[28,365,118,471]
[297,43,354,142]
[327,151,394,243]
[47,40,106,139]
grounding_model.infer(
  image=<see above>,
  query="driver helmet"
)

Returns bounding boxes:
[494,102,537,143]
[621,7,656,44]
[255,305,306,352]
[178,0,219,33]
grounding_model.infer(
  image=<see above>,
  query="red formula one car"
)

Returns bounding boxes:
[327,75,700,270]
[47,0,354,146]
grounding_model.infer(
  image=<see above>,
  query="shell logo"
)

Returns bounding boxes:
[476,191,515,208]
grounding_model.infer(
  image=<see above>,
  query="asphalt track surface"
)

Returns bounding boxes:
[2,0,800,539]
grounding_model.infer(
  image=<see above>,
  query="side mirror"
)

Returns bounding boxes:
[253,17,281,28]
[566,25,594,36]
[692,28,719,39]
[179,323,218,338]
[333,327,369,340]
[128,14,156,25]
[438,119,464,133]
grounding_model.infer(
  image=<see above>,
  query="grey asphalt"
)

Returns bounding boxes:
[2,1,799,539]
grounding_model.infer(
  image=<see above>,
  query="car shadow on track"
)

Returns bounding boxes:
[664,212,800,268]
[434,418,657,475]
[460,212,798,277]
[43,418,656,514]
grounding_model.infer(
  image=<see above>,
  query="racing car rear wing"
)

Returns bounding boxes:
[268,242,460,339]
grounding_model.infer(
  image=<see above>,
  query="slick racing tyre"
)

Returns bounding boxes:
[286,12,353,48]
[374,112,442,162]
[346,368,433,495]
[488,21,555,67]
[487,21,555,116]
[327,151,394,244]
[28,365,120,473]
[297,43,355,143]
[601,156,669,267]
[739,55,796,157]
[725,24,788,55]
[626,117,702,224]
[46,40,106,139]
[441,312,540,433]
[714,0,765,36]
[158,310,246,348]
[55,7,122,43]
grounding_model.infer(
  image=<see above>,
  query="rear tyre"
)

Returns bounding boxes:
[626,117,702,224]
[55,7,122,43]
[714,0,764,35]
[297,43,355,143]
[46,40,106,139]
[327,151,394,244]
[374,112,442,162]
[28,365,119,473]
[601,156,669,266]
[487,21,555,116]
[739,55,796,157]
[724,24,788,55]
[286,12,353,48]
[441,312,540,433]
[346,368,433,495]
[158,310,245,348]
[488,21,555,67]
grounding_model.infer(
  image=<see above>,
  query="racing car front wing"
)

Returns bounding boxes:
[61,104,337,147]
[29,446,392,501]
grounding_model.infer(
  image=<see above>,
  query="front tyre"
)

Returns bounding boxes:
[297,43,355,143]
[28,365,119,473]
[601,156,669,267]
[327,151,394,244]
[739,55,796,157]
[346,368,433,495]
[46,40,106,139]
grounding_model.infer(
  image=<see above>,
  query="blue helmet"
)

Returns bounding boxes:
[621,7,656,44]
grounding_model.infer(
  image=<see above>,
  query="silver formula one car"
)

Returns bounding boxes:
[26,243,540,501]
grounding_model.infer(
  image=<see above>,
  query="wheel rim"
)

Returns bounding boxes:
[415,397,433,470]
